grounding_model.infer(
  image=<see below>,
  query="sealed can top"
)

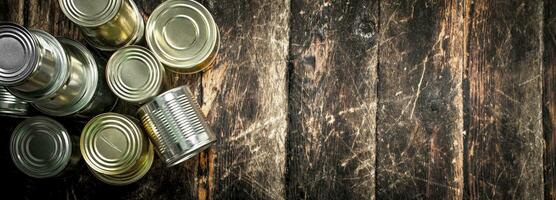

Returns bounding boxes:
[106,46,164,104]
[81,113,147,175]
[0,23,37,86]
[59,0,123,27]
[146,0,219,73]
[90,143,153,185]
[10,116,73,178]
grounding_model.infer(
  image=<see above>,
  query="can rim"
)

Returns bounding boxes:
[59,0,122,27]
[0,86,29,116]
[89,141,153,185]
[0,23,38,86]
[106,46,164,104]
[10,116,72,178]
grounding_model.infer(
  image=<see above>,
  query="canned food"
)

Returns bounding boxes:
[0,86,29,116]
[106,46,165,104]
[81,113,154,185]
[146,0,220,74]
[32,38,116,117]
[10,116,81,178]
[138,86,216,167]
[0,23,69,101]
[59,0,145,51]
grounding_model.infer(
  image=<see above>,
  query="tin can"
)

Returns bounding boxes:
[81,113,154,185]
[0,23,69,101]
[106,46,165,104]
[32,38,116,117]
[10,116,81,178]
[146,0,220,74]
[138,86,216,167]
[59,0,145,51]
[0,86,29,116]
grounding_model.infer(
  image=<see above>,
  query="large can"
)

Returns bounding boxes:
[10,116,81,178]
[59,0,144,51]
[0,23,69,101]
[81,113,154,185]
[138,86,216,167]
[0,86,29,116]
[32,38,116,117]
[146,0,219,74]
[106,46,165,104]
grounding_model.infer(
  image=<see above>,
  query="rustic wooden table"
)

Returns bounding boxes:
[0,0,555,199]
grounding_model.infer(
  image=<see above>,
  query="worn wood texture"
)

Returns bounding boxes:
[464,0,545,199]
[544,0,556,199]
[286,0,378,199]
[376,0,464,199]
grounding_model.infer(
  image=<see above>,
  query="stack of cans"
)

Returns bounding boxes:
[1,0,218,186]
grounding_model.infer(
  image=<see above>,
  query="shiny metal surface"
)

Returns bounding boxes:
[146,0,219,74]
[138,86,216,167]
[0,86,29,116]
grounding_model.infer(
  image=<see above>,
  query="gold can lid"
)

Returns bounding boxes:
[90,143,153,186]
[146,0,219,73]
[106,46,164,104]
[80,113,146,175]
[59,0,122,27]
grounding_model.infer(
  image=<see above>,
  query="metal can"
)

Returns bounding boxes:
[106,46,165,104]
[146,0,220,74]
[138,86,216,167]
[0,86,29,116]
[59,0,145,51]
[32,38,116,117]
[0,23,69,101]
[10,116,81,178]
[81,113,154,185]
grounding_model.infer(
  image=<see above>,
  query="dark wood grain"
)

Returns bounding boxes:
[286,0,378,199]
[544,0,556,199]
[464,0,545,199]
[376,0,464,199]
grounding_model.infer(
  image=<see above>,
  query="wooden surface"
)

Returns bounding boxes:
[0,0,554,199]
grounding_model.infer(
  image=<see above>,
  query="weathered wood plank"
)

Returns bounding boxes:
[464,0,545,199]
[376,0,465,199]
[199,0,290,199]
[286,0,377,199]
[544,0,556,199]
[0,0,24,23]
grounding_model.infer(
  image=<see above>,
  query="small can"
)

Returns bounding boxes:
[10,116,81,178]
[146,0,220,74]
[106,46,165,104]
[32,38,116,117]
[138,86,216,167]
[0,23,69,101]
[59,0,145,51]
[0,86,29,116]
[81,113,154,185]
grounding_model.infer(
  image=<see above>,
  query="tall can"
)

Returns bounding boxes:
[138,86,216,167]
[0,23,69,101]
[81,113,154,185]
[59,0,145,51]
[32,38,116,117]
[10,116,81,178]
[106,46,165,104]
[146,0,220,74]
[0,86,29,116]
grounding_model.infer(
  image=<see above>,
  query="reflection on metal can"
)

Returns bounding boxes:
[0,86,29,116]
[138,86,216,167]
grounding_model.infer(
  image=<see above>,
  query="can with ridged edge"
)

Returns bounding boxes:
[10,116,81,178]
[59,0,144,51]
[146,0,219,74]
[81,113,154,185]
[0,86,29,116]
[138,86,216,167]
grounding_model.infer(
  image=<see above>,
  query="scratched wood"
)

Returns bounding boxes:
[376,0,464,199]
[464,0,545,199]
[544,0,556,199]
[287,0,377,199]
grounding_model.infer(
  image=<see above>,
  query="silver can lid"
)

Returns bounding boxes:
[10,116,73,178]
[0,23,38,86]
[106,46,164,104]
[59,0,123,27]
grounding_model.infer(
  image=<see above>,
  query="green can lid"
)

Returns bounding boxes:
[106,46,164,104]
[59,0,122,27]
[10,116,73,178]
[146,0,219,73]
